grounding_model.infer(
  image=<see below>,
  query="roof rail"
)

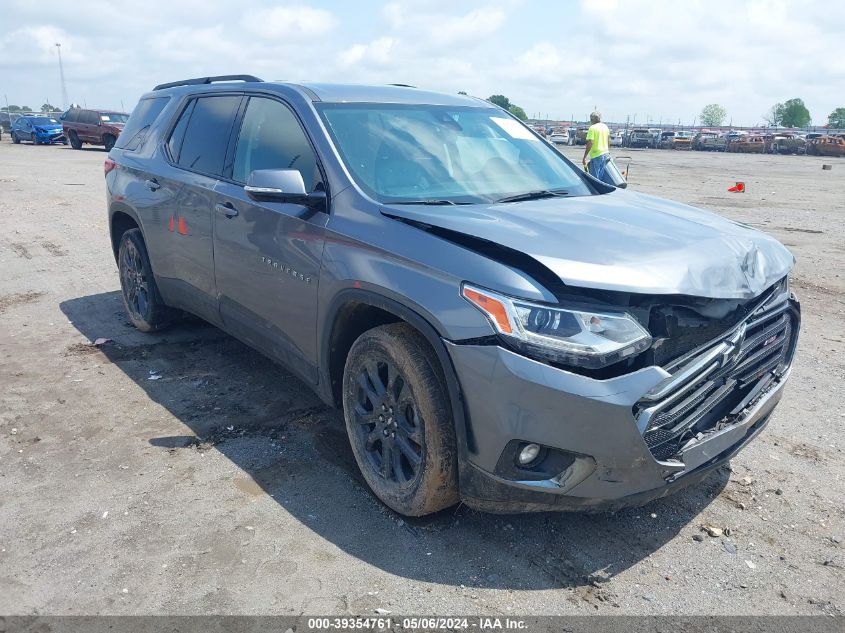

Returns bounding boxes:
[388,83,416,88]
[153,75,263,91]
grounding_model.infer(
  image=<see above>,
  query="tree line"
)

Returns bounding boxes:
[477,95,844,129]
[700,100,845,129]
[3,103,63,113]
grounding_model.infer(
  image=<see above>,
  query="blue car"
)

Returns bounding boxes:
[11,115,67,145]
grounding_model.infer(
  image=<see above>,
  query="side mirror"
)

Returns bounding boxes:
[244,169,326,212]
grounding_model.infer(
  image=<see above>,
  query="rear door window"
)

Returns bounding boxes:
[115,96,171,151]
[173,96,241,177]
[81,110,99,125]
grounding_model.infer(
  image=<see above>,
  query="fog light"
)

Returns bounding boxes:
[517,443,541,466]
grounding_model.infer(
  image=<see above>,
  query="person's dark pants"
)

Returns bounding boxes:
[587,153,614,185]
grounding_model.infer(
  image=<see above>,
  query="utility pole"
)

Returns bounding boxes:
[56,43,69,109]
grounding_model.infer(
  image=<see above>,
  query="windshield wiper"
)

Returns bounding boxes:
[495,189,570,203]
[390,199,472,206]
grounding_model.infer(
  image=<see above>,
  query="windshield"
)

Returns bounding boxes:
[317,104,593,204]
[100,112,129,123]
[30,117,59,126]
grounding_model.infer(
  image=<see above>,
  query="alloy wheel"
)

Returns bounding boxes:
[351,359,423,487]
[120,239,150,320]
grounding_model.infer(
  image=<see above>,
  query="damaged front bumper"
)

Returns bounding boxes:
[447,296,800,513]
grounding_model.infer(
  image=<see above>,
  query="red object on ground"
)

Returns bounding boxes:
[728,182,746,193]
[168,217,175,232]
[177,217,188,235]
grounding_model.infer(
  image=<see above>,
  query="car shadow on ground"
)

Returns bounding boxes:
[60,291,729,594]
[58,146,107,152]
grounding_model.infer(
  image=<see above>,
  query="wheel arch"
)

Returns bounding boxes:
[109,203,143,262]
[320,287,474,460]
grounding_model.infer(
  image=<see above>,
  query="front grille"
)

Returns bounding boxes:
[636,297,797,462]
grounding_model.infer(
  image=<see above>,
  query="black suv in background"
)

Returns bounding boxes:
[62,107,129,150]
[1,111,21,134]
[105,76,799,516]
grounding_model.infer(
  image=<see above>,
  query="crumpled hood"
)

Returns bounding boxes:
[382,189,795,299]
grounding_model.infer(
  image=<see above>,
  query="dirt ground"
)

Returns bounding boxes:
[0,139,843,616]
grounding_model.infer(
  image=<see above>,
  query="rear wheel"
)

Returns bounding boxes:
[68,130,82,149]
[117,229,171,332]
[342,323,459,516]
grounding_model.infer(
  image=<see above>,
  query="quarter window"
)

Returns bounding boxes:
[167,100,194,163]
[115,96,170,151]
[232,97,318,190]
[172,96,241,177]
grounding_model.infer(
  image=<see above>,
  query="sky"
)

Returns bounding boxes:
[1,0,843,126]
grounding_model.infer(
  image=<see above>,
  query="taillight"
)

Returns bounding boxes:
[104,158,116,176]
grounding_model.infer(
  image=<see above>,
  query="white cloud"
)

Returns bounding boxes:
[0,26,88,65]
[0,0,843,125]
[150,26,241,64]
[339,37,397,69]
[241,5,338,39]
[378,3,507,48]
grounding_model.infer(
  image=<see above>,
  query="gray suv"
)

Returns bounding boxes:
[106,76,800,516]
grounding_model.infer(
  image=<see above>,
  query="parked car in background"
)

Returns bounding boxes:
[626,128,653,148]
[106,75,799,516]
[728,135,766,153]
[692,131,727,151]
[806,135,845,157]
[572,127,589,145]
[723,131,748,145]
[549,127,570,145]
[10,115,66,145]
[671,130,695,150]
[648,128,662,148]
[656,131,675,148]
[61,107,129,150]
[610,129,624,146]
[765,133,805,155]
[1,111,22,134]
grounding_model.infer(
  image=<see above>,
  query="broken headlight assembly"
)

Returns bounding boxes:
[462,284,652,369]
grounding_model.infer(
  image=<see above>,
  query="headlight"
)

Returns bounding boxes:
[462,284,652,369]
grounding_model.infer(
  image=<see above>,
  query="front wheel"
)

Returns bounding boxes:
[342,323,459,516]
[12,132,20,144]
[117,229,171,332]
[103,134,116,151]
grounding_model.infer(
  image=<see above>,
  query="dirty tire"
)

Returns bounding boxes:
[68,130,82,149]
[12,132,20,144]
[103,134,116,152]
[117,228,170,332]
[342,323,459,517]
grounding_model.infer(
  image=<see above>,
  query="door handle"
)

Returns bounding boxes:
[215,202,238,218]
[145,179,161,192]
